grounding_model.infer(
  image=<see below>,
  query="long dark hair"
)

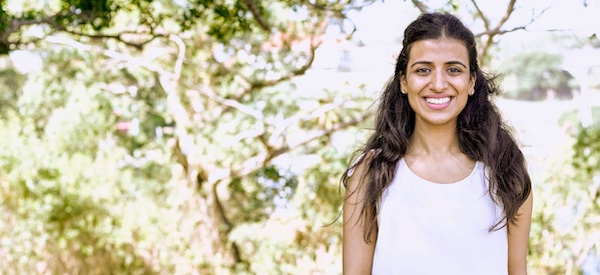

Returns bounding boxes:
[342,12,531,242]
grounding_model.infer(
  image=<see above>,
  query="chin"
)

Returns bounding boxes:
[418,115,459,126]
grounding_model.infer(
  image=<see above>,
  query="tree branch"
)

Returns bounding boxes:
[233,109,375,179]
[195,85,265,122]
[45,35,175,77]
[169,34,186,80]
[473,3,552,38]
[0,18,43,45]
[288,110,374,148]
[200,34,322,125]
[475,25,527,38]
[268,99,349,146]
[470,0,490,31]
[55,27,162,50]
[494,0,518,33]
[244,0,271,31]
[212,180,243,264]
[304,0,378,13]
[473,0,554,64]
[44,34,213,203]
[0,12,162,51]
[411,0,429,13]
[249,36,320,90]
[475,0,517,65]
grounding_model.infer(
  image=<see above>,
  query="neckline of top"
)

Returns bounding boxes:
[399,158,482,186]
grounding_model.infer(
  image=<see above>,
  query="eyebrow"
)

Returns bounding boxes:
[410,60,468,68]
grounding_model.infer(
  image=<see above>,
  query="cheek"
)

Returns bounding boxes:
[404,76,427,91]
[407,93,421,110]
[453,77,472,92]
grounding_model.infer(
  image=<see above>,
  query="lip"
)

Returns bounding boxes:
[423,96,453,110]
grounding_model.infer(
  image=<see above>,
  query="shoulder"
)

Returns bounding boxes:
[346,149,381,178]
[345,149,378,193]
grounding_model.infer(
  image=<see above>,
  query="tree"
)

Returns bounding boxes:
[528,108,600,274]
[0,0,376,273]
[501,51,576,100]
[409,0,550,66]
[0,0,572,273]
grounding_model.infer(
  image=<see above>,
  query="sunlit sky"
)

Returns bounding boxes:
[330,0,600,90]
[348,0,600,51]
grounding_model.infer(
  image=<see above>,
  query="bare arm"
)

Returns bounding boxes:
[507,191,533,275]
[343,159,376,275]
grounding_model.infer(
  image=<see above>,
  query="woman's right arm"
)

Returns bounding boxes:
[343,160,376,275]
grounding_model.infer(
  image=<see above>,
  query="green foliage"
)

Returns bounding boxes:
[0,4,9,32]
[0,0,279,47]
[227,143,346,275]
[573,125,600,176]
[0,67,26,115]
[4,0,587,274]
[558,106,600,136]
[0,6,11,54]
[501,51,575,100]
[226,166,298,223]
[0,0,380,273]
[54,0,149,30]
[528,108,600,274]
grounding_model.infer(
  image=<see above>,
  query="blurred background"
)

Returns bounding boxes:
[0,0,599,274]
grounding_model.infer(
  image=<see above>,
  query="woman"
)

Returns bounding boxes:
[342,12,533,275]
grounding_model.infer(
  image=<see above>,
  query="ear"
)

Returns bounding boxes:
[400,75,408,94]
[469,73,476,94]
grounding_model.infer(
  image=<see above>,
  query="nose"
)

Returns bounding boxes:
[430,70,448,92]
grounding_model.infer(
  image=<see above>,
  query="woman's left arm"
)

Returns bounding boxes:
[507,191,534,275]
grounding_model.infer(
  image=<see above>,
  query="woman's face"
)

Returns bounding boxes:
[401,37,475,129]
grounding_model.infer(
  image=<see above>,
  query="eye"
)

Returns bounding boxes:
[416,68,431,74]
[447,67,462,74]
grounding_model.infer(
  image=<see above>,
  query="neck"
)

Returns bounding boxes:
[407,122,460,158]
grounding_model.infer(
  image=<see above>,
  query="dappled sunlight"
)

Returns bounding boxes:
[0,0,599,274]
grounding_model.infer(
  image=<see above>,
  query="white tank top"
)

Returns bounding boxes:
[371,158,508,275]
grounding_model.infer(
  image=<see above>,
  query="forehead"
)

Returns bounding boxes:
[408,38,469,63]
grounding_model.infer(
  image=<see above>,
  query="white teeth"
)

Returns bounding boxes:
[426,97,451,104]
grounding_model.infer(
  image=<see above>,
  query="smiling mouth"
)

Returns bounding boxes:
[425,97,452,104]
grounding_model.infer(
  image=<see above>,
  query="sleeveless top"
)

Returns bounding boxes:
[371,158,508,275]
